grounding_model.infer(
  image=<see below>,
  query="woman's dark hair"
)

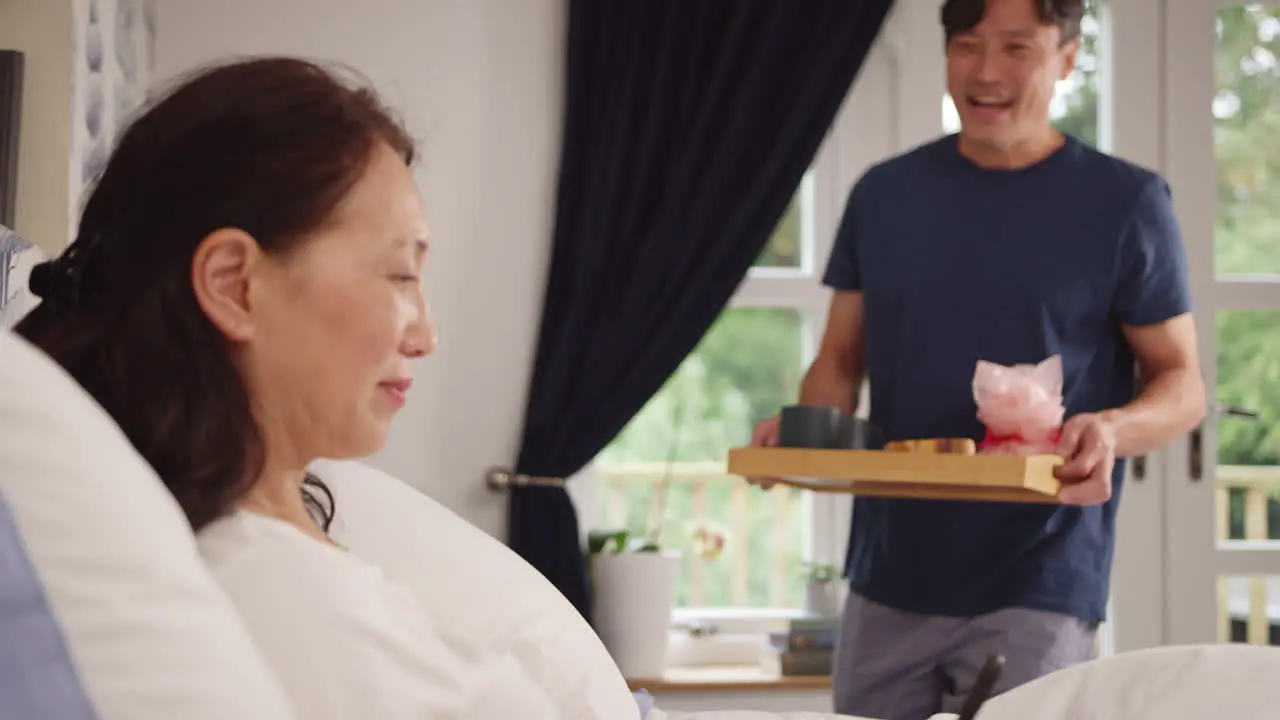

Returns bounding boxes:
[941,0,1086,45]
[16,56,416,532]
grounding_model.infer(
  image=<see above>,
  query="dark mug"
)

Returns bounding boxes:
[837,415,884,450]
[778,405,845,448]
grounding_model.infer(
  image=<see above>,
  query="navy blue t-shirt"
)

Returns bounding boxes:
[823,134,1191,623]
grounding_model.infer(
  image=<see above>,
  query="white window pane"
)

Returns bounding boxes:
[596,307,812,610]
[1214,5,1280,276]
[754,192,802,269]
[753,171,814,271]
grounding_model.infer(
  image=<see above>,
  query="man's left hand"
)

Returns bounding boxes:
[1054,412,1118,505]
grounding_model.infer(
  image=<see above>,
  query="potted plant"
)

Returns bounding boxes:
[802,561,843,618]
[586,527,680,679]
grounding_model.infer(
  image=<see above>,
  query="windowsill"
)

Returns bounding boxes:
[670,606,815,638]
[672,606,810,624]
[626,665,831,693]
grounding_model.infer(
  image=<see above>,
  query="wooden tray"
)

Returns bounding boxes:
[726,441,1064,504]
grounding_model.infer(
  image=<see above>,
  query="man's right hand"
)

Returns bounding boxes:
[746,415,782,490]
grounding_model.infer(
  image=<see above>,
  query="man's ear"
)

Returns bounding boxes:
[191,228,264,342]
[1059,36,1081,82]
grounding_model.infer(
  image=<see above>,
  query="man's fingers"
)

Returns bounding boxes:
[1059,465,1112,505]
[1055,421,1107,477]
[1059,479,1104,505]
[1055,419,1084,458]
[1059,462,1107,504]
[1058,444,1115,505]
[756,427,779,447]
[746,417,780,490]
[1055,439,1101,480]
[751,418,780,447]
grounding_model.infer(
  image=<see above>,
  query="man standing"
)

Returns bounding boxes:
[750,1,1205,718]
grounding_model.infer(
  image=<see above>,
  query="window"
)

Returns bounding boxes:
[591,167,840,625]
[752,192,805,270]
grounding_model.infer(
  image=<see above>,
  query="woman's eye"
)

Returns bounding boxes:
[391,274,419,284]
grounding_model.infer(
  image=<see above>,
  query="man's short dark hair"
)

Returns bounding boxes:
[941,0,1086,44]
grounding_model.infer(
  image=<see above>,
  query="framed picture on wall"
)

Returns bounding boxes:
[0,50,23,230]
[0,225,43,330]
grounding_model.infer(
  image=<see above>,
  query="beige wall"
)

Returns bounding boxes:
[0,0,74,253]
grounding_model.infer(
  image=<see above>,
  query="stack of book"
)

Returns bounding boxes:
[768,616,839,676]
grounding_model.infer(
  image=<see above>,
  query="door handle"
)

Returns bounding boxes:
[1219,403,1260,420]
[1189,403,1260,482]
[1132,364,1147,481]
[1190,426,1203,482]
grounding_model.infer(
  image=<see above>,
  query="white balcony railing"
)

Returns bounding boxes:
[597,462,808,609]
[599,461,1280,646]
[1216,465,1280,645]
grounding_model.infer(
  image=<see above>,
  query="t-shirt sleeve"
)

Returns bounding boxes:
[1112,175,1193,326]
[822,175,871,291]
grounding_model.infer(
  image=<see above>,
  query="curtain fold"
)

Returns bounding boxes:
[508,0,896,621]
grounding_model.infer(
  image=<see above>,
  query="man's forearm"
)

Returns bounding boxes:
[1102,367,1206,458]
[797,355,863,413]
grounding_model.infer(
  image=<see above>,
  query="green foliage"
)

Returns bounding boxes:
[755,193,803,268]
[586,528,660,555]
[596,476,810,607]
[597,307,804,465]
[1214,6,1280,277]
[803,561,842,585]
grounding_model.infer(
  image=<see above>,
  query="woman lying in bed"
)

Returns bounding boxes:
[14,58,864,720]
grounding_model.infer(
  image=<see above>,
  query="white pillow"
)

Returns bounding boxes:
[313,458,641,720]
[0,329,296,719]
[977,644,1280,720]
[315,459,879,720]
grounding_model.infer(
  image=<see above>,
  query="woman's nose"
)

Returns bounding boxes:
[402,296,436,359]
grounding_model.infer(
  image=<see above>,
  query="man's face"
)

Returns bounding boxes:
[946,0,1078,147]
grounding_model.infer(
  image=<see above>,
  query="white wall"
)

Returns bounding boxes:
[0,0,74,253]
[154,0,565,537]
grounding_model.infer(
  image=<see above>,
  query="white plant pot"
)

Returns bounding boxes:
[805,580,843,618]
[591,551,680,679]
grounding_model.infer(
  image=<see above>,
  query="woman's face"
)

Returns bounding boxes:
[197,141,435,466]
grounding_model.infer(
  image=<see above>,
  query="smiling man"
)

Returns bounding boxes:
[748,0,1205,718]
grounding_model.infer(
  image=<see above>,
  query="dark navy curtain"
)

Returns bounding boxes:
[508,0,896,621]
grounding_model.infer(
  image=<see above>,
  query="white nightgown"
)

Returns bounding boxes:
[196,510,544,720]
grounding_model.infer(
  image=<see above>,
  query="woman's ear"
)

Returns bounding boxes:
[191,228,263,342]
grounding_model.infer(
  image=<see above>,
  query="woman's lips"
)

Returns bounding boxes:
[378,378,412,406]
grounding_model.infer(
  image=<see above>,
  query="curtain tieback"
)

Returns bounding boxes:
[485,468,566,492]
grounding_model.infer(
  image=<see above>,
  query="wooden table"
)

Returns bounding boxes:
[627,665,832,693]
[631,666,893,718]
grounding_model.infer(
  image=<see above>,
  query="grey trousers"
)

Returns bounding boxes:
[832,591,1098,720]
